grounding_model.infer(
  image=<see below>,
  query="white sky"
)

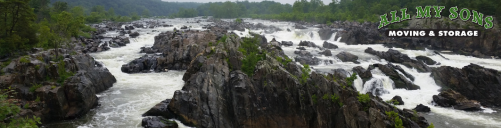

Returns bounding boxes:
[161,0,333,5]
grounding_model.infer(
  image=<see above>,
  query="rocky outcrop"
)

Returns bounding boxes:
[432,64,501,107]
[335,19,501,57]
[294,24,307,29]
[391,96,404,105]
[281,41,293,46]
[413,104,430,112]
[294,50,321,65]
[130,32,140,38]
[369,64,420,90]
[336,51,360,64]
[416,56,438,65]
[298,41,317,47]
[318,28,335,40]
[323,41,338,49]
[0,49,116,123]
[142,116,178,128]
[145,31,430,128]
[432,89,482,111]
[121,55,160,73]
[352,66,372,82]
[319,50,332,56]
[365,48,431,72]
[121,28,227,73]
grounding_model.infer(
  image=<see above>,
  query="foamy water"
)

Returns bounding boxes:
[47,18,501,128]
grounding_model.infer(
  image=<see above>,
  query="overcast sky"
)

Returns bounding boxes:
[161,0,333,5]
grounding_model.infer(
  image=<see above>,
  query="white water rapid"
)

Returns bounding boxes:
[48,18,501,128]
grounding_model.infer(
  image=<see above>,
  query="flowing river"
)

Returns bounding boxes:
[47,18,501,128]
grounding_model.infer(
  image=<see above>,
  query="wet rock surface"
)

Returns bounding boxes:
[365,48,431,72]
[322,41,338,49]
[336,51,360,64]
[143,29,430,128]
[432,64,501,107]
[0,49,116,123]
[432,89,482,111]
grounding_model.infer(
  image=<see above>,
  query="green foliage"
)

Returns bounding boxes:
[34,96,40,102]
[311,94,317,104]
[322,94,329,100]
[345,73,357,87]
[357,93,370,104]
[239,36,265,76]
[300,64,311,85]
[171,7,198,18]
[20,56,30,64]
[0,88,41,127]
[235,18,243,24]
[385,99,400,105]
[276,56,292,67]
[427,123,435,128]
[330,93,343,107]
[29,83,43,93]
[57,60,74,84]
[386,111,404,128]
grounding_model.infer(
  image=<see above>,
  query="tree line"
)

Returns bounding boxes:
[171,0,500,26]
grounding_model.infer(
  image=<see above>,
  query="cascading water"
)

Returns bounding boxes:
[48,18,501,128]
[243,18,501,128]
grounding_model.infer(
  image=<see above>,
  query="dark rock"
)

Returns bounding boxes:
[370,64,420,90]
[391,96,404,105]
[319,50,332,56]
[143,99,175,118]
[365,48,431,72]
[323,41,338,49]
[318,28,334,40]
[294,24,307,29]
[413,104,431,112]
[298,41,317,47]
[336,51,359,64]
[130,32,140,38]
[296,47,306,50]
[142,116,178,128]
[121,55,159,73]
[281,41,293,46]
[432,64,501,107]
[432,89,482,111]
[352,66,372,81]
[416,56,438,65]
[180,26,188,29]
[140,47,158,54]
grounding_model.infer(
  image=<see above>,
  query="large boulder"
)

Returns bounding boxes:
[416,56,438,65]
[413,104,430,112]
[298,41,317,47]
[432,64,501,107]
[319,50,332,56]
[130,32,140,38]
[318,28,334,40]
[432,89,482,111]
[336,51,359,64]
[142,116,178,128]
[150,31,430,128]
[322,41,338,49]
[281,41,293,46]
[369,64,420,90]
[365,48,431,72]
[0,50,116,123]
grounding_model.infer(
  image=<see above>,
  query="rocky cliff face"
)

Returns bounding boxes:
[432,64,501,107]
[0,49,116,123]
[143,29,430,128]
[121,28,227,73]
[335,19,501,58]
